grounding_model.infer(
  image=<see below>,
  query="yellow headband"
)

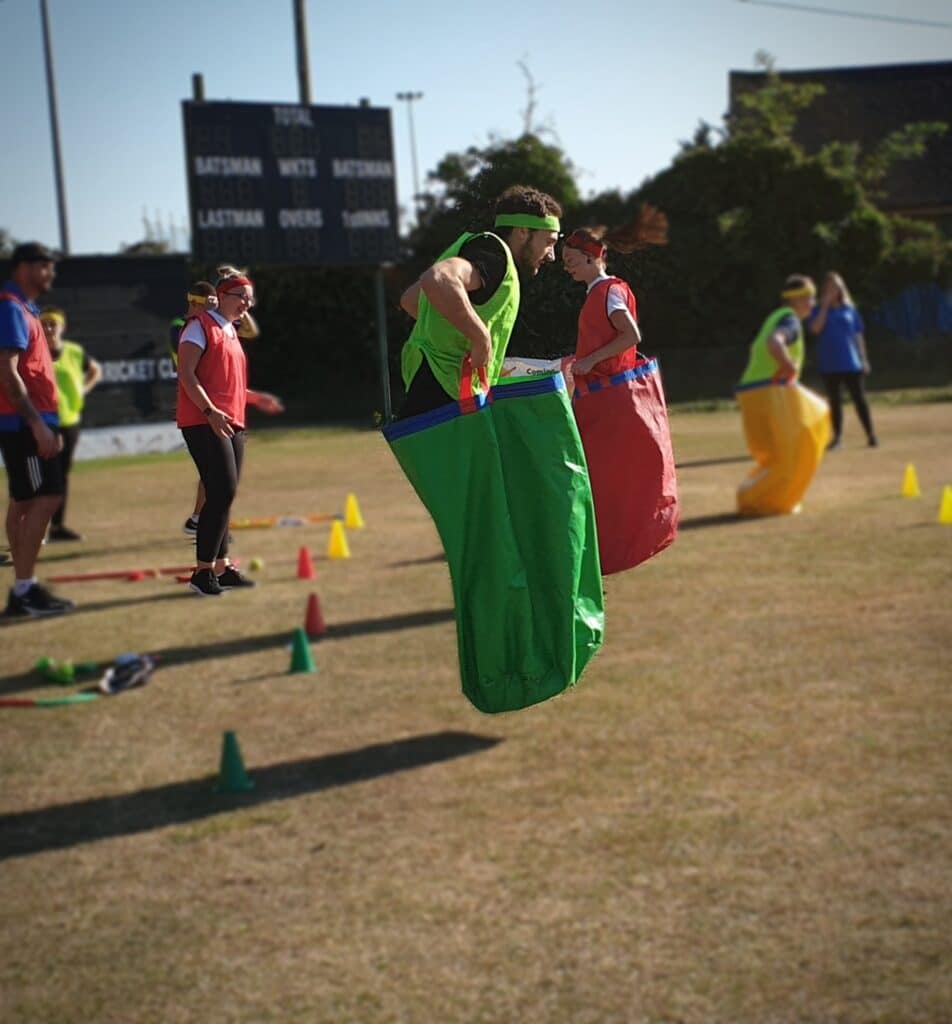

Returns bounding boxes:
[781,285,816,299]
[187,293,210,306]
[39,311,66,326]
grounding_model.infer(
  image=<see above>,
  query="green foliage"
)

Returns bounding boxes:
[409,133,579,276]
[729,53,826,148]
[858,122,949,196]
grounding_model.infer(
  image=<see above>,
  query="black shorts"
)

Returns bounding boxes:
[0,425,66,501]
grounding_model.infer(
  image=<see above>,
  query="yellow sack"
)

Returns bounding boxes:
[736,381,831,515]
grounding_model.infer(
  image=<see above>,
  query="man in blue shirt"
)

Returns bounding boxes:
[0,242,74,616]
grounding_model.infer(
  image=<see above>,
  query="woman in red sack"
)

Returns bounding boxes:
[562,207,678,574]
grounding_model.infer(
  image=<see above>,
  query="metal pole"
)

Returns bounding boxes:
[374,269,392,423]
[293,0,311,105]
[396,92,423,219]
[39,0,69,254]
[191,72,205,102]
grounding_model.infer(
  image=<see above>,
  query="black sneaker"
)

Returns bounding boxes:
[868,435,879,448]
[99,654,156,694]
[183,515,199,537]
[217,566,256,589]
[49,525,84,542]
[4,583,75,618]
[188,568,223,596]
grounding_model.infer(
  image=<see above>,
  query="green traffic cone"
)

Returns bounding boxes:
[215,730,254,793]
[289,627,316,674]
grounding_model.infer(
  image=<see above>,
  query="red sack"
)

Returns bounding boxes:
[573,357,679,574]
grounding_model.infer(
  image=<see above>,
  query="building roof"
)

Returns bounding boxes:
[729,61,952,214]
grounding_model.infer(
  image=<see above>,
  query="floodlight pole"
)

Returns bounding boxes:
[39,0,70,254]
[293,0,312,104]
[395,91,423,220]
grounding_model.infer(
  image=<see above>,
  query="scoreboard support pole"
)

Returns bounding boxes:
[374,268,393,423]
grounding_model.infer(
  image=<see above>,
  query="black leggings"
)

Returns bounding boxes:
[822,372,875,441]
[52,425,81,527]
[182,425,245,563]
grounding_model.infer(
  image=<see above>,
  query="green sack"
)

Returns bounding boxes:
[384,371,604,714]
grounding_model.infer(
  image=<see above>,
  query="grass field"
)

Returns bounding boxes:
[1,397,950,1024]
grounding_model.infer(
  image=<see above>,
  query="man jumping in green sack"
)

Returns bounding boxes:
[396,185,562,419]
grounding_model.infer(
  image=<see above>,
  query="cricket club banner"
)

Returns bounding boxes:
[43,255,188,428]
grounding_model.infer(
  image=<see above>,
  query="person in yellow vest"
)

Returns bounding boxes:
[735,274,831,516]
[39,309,102,541]
[738,274,815,389]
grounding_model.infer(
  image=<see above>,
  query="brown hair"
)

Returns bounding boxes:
[823,271,853,307]
[493,185,562,221]
[571,204,669,257]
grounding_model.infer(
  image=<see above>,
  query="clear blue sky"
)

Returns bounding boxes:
[1,0,950,255]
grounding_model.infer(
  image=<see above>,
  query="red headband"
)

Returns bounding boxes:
[217,275,253,297]
[564,232,606,259]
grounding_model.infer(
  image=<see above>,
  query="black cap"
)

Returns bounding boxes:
[10,242,57,267]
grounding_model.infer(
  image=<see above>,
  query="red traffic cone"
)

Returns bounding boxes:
[305,592,326,638]
[297,545,315,580]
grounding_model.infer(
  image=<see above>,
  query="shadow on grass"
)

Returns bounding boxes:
[675,454,749,470]
[0,608,455,695]
[0,731,501,861]
[0,592,189,644]
[677,512,747,531]
[152,608,454,665]
[390,552,447,568]
[39,536,190,563]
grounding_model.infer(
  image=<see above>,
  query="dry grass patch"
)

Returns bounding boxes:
[1,400,950,1023]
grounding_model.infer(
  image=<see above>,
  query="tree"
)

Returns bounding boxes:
[621,55,951,352]
[407,132,579,276]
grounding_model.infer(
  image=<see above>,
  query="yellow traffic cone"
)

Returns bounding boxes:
[901,463,920,498]
[344,493,365,529]
[328,520,351,559]
[937,485,952,525]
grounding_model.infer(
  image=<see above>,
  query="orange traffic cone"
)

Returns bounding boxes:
[305,592,327,638]
[297,545,316,579]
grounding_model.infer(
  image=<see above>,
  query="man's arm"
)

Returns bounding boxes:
[0,350,61,457]
[399,280,422,319]
[419,257,493,367]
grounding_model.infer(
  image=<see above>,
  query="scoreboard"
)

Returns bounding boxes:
[182,100,399,266]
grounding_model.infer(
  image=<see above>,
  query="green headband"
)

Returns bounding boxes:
[493,213,561,232]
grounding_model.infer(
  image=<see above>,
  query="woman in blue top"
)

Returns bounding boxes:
[807,271,877,450]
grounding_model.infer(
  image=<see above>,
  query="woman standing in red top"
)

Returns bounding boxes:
[561,208,678,574]
[562,227,643,379]
[176,272,278,596]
